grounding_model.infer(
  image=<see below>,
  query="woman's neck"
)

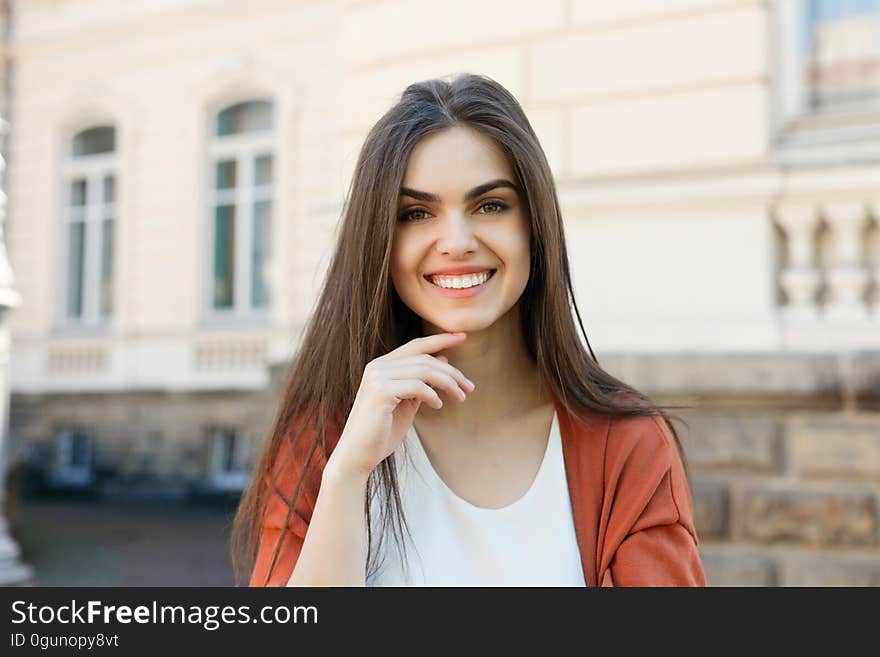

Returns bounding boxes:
[417,308,552,434]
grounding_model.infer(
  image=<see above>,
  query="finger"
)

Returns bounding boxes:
[385,379,443,410]
[395,332,467,357]
[385,365,467,402]
[389,354,474,392]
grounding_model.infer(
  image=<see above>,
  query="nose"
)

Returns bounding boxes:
[435,211,478,257]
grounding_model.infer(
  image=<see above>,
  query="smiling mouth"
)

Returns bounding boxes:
[424,269,497,289]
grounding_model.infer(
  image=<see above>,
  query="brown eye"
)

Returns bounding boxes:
[477,200,509,214]
[399,208,429,222]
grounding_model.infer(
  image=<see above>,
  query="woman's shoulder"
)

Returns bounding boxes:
[605,413,677,469]
[602,413,694,534]
[558,398,677,477]
[558,396,675,463]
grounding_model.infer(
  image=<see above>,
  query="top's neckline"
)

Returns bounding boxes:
[406,411,558,515]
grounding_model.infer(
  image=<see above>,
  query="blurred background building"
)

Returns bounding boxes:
[1,0,879,585]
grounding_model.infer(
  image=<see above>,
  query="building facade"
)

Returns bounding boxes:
[4,0,880,584]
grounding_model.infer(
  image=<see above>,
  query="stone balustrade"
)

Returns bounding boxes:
[774,200,880,325]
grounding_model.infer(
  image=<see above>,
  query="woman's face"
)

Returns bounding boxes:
[391,125,531,335]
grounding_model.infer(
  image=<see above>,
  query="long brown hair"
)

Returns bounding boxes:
[231,73,691,586]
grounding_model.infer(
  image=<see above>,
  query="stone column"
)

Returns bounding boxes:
[775,203,822,321]
[822,202,870,322]
[0,116,33,585]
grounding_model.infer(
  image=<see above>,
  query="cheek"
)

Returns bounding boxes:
[499,219,531,271]
[506,226,533,292]
[389,261,409,294]
[389,234,420,289]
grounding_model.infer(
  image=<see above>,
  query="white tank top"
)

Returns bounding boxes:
[365,411,587,586]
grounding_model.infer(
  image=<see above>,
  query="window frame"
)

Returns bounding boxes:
[51,430,95,488]
[58,126,117,331]
[205,100,274,323]
[206,426,251,492]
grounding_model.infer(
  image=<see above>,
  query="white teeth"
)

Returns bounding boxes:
[429,270,492,289]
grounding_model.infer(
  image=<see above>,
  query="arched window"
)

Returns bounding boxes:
[62,125,116,324]
[208,99,274,314]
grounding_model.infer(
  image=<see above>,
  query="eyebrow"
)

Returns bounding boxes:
[399,179,518,204]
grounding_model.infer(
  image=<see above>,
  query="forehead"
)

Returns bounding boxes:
[401,125,514,191]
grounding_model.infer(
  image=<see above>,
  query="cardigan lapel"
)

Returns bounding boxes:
[552,390,611,588]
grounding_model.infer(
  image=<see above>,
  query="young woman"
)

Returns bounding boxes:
[232,73,706,587]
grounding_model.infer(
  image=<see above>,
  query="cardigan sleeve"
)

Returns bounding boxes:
[599,415,706,587]
[249,418,327,587]
[248,474,311,587]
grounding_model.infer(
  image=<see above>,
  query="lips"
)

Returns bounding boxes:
[423,269,497,299]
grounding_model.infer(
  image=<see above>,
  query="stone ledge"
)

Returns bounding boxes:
[599,352,880,398]
[851,353,880,409]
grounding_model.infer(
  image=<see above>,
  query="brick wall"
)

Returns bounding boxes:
[604,352,880,586]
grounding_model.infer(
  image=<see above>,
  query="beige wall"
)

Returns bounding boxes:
[6,1,775,384]
[8,0,879,393]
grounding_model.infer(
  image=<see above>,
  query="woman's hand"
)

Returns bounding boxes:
[326,332,475,481]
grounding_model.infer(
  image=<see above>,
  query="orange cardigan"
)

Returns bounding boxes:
[250,393,707,587]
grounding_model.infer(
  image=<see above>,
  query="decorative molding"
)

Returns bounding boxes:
[47,344,109,374]
[193,337,267,372]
